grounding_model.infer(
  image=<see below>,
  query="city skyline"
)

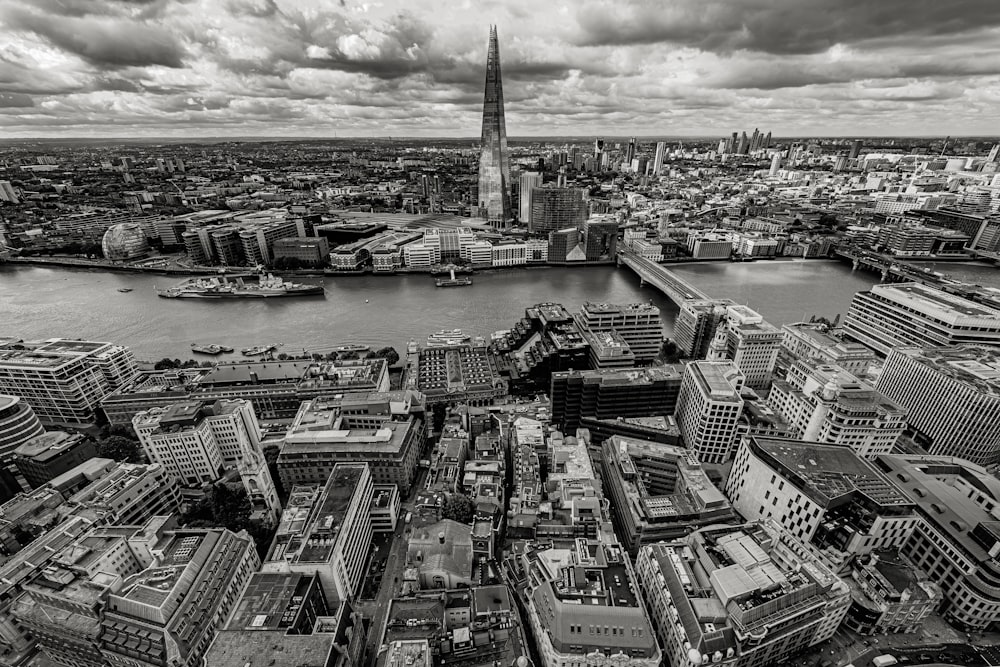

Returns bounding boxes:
[0,0,998,138]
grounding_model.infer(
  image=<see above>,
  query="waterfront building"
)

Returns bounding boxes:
[876,345,1000,467]
[477,26,512,227]
[768,360,906,459]
[522,535,660,667]
[780,323,875,377]
[547,227,582,263]
[674,361,745,464]
[263,464,373,604]
[672,299,736,358]
[634,521,850,667]
[875,454,1000,630]
[519,171,543,222]
[278,397,422,491]
[0,339,138,426]
[844,282,1000,355]
[601,435,735,552]
[550,366,683,433]
[688,233,733,259]
[528,187,587,236]
[13,431,97,489]
[0,395,44,463]
[237,214,311,266]
[581,215,619,261]
[461,239,494,265]
[271,236,329,266]
[101,222,150,262]
[99,522,260,667]
[578,301,662,363]
[415,344,507,406]
[727,437,917,565]
[491,240,527,266]
[843,550,940,635]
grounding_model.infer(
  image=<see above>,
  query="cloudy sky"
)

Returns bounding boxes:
[1,0,999,138]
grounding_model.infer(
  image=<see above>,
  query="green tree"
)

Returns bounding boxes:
[441,493,475,524]
[97,435,144,463]
[373,346,400,366]
[431,403,448,433]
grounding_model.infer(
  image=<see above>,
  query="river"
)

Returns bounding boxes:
[0,259,885,361]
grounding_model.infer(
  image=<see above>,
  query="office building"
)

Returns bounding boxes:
[675,361,745,464]
[581,215,618,261]
[522,536,660,667]
[652,141,666,176]
[519,171,543,222]
[13,431,98,489]
[875,454,1000,630]
[550,366,683,433]
[99,522,260,667]
[529,187,587,236]
[264,463,373,604]
[0,181,19,203]
[877,345,1000,467]
[672,299,736,358]
[844,283,1000,355]
[477,27,512,227]
[547,227,582,262]
[271,237,329,266]
[780,323,875,377]
[715,305,782,389]
[415,344,507,406]
[133,398,265,485]
[278,398,422,491]
[578,302,662,363]
[406,519,474,589]
[580,328,635,368]
[727,437,917,564]
[768,360,906,459]
[843,550,940,635]
[634,521,850,667]
[67,462,181,525]
[0,339,138,426]
[602,436,735,552]
[0,395,44,463]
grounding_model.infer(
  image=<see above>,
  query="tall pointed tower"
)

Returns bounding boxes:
[477,25,512,229]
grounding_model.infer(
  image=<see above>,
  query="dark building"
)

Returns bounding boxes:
[13,431,98,489]
[581,217,618,260]
[314,221,388,246]
[477,26,512,228]
[547,228,580,263]
[550,366,684,432]
[529,187,587,236]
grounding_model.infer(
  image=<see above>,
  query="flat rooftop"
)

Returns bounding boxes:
[890,345,1000,397]
[197,361,310,386]
[15,431,86,461]
[229,572,327,630]
[296,465,366,562]
[752,437,912,507]
[0,339,112,369]
[872,282,1000,321]
[205,629,334,667]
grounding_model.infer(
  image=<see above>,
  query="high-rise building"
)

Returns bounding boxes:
[634,521,850,667]
[0,339,138,427]
[849,139,864,159]
[263,463,373,604]
[768,360,906,459]
[529,187,587,236]
[652,141,666,175]
[844,283,1000,355]
[672,299,736,358]
[780,323,875,377]
[625,136,637,168]
[518,171,543,222]
[477,26,512,228]
[769,152,782,176]
[718,305,782,389]
[877,345,1000,468]
[0,181,19,204]
[580,215,618,261]
[674,361,745,464]
[578,302,662,363]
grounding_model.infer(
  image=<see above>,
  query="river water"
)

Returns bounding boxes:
[0,260,886,361]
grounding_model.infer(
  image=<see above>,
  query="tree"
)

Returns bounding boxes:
[97,435,144,463]
[441,493,475,524]
[661,339,681,362]
[431,403,448,433]
[373,346,400,366]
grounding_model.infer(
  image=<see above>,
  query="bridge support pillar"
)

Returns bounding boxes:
[852,259,859,271]
[639,278,645,287]
[881,268,889,281]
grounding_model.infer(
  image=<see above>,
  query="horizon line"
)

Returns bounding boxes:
[0,133,997,142]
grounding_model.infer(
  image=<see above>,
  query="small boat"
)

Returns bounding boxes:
[242,344,279,356]
[334,344,371,354]
[192,343,225,355]
[365,299,370,303]
[117,288,133,293]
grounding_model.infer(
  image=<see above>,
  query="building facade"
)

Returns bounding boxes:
[675,361,745,464]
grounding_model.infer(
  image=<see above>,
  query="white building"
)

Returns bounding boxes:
[769,360,906,459]
[460,239,493,265]
[578,302,663,363]
[491,242,527,267]
[845,283,1000,355]
[675,361,745,464]
[715,306,782,389]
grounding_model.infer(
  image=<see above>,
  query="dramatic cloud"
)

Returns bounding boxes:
[0,0,998,137]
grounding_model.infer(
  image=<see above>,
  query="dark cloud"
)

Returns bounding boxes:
[574,0,1000,54]
[0,92,33,107]
[2,6,186,68]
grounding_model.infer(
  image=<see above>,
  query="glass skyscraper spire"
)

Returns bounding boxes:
[477,26,512,229]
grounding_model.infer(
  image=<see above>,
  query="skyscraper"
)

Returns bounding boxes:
[653,141,667,175]
[477,26,512,228]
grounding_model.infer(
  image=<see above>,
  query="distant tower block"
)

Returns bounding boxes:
[477,26,512,229]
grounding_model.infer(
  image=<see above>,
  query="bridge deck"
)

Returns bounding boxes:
[619,249,711,303]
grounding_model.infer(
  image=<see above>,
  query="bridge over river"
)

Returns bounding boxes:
[617,248,712,304]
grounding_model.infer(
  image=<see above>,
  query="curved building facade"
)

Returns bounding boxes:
[101,222,150,262]
[0,395,45,462]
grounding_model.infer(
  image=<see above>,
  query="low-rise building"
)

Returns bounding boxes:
[13,431,97,489]
[843,550,940,635]
[634,521,850,667]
